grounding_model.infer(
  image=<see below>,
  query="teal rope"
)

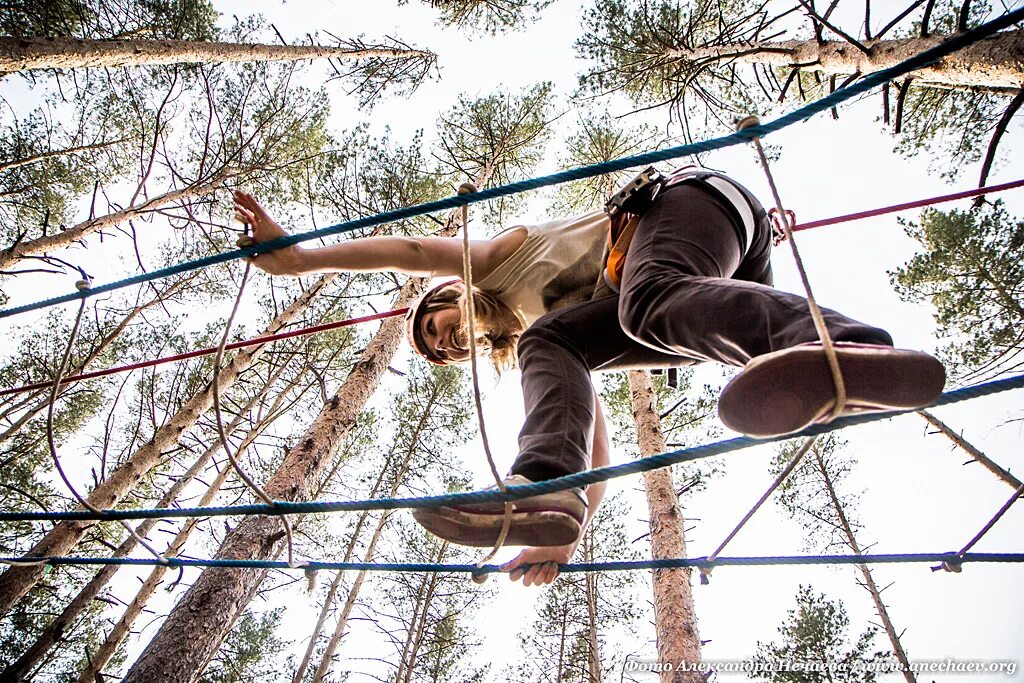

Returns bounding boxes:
[2,7,1021,321]
[3,373,1020,523]
[2,552,1022,573]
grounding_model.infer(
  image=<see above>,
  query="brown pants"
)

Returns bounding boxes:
[511,179,892,482]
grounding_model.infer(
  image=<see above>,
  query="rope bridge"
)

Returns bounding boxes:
[1,7,1023,575]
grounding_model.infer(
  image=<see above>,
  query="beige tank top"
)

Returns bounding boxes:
[475,211,612,329]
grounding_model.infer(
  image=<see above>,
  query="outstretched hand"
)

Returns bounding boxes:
[500,545,575,587]
[232,190,304,276]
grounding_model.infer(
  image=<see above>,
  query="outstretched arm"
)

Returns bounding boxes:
[232,190,510,279]
[502,394,610,587]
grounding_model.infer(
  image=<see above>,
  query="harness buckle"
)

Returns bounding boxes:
[604,166,664,217]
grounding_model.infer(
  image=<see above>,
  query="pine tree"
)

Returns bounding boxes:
[891,202,1024,380]
[576,0,1023,175]
[509,494,642,683]
[753,585,888,683]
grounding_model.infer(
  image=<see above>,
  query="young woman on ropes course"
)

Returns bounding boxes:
[233,165,946,586]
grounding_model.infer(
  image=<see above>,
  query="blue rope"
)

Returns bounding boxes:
[2,552,1021,573]
[3,373,1020,523]
[2,6,1021,321]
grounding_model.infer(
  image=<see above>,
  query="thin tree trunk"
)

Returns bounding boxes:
[583,532,603,683]
[918,410,1022,489]
[0,37,432,72]
[311,394,442,683]
[294,505,383,683]
[3,358,291,682]
[814,450,916,683]
[662,31,1024,90]
[0,173,230,270]
[393,551,437,683]
[627,371,701,683]
[400,544,447,683]
[0,138,127,172]
[0,274,334,614]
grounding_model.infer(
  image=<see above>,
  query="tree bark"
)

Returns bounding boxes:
[0,275,334,615]
[0,37,432,72]
[0,173,230,271]
[665,31,1024,90]
[583,532,603,683]
[310,391,441,683]
[120,278,425,683]
[627,371,702,683]
[0,138,127,173]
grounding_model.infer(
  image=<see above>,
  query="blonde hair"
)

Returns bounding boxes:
[423,282,523,373]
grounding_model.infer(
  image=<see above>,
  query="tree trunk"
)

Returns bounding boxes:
[400,544,447,683]
[814,450,916,683]
[666,31,1024,90]
[0,173,230,271]
[583,531,603,683]
[0,37,432,72]
[311,397,441,683]
[0,275,334,615]
[294,502,383,683]
[627,371,701,683]
[120,278,425,683]
[918,410,1023,489]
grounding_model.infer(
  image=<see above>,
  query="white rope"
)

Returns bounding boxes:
[455,182,515,572]
[738,116,848,420]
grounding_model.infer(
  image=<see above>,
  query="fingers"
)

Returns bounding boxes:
[505,560,560,587]
[232,190,267,220]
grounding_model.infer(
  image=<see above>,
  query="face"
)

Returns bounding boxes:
[419,306,471,363]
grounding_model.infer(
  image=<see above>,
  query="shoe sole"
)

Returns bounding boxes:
[718,344,946,438]
[412,506,581,547]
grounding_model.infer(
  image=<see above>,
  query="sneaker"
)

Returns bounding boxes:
[412,474,587,548]
[717,342,946,438]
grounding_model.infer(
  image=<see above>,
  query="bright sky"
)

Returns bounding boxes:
[2,0,1023,680]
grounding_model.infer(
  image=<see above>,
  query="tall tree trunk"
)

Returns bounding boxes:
[918,410,1022,489]
[0,37,432,72]
[627,370,702,683]
[0,173,230,271]
[0,274,334,614]
[294,485,386,683]
[665,31,1024,90]
[583,531,603,683]
[309,513,391,683]
[3,358,291,682]
[814,451,916,683]
[400,543,447,683]
[120,278,425,683]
